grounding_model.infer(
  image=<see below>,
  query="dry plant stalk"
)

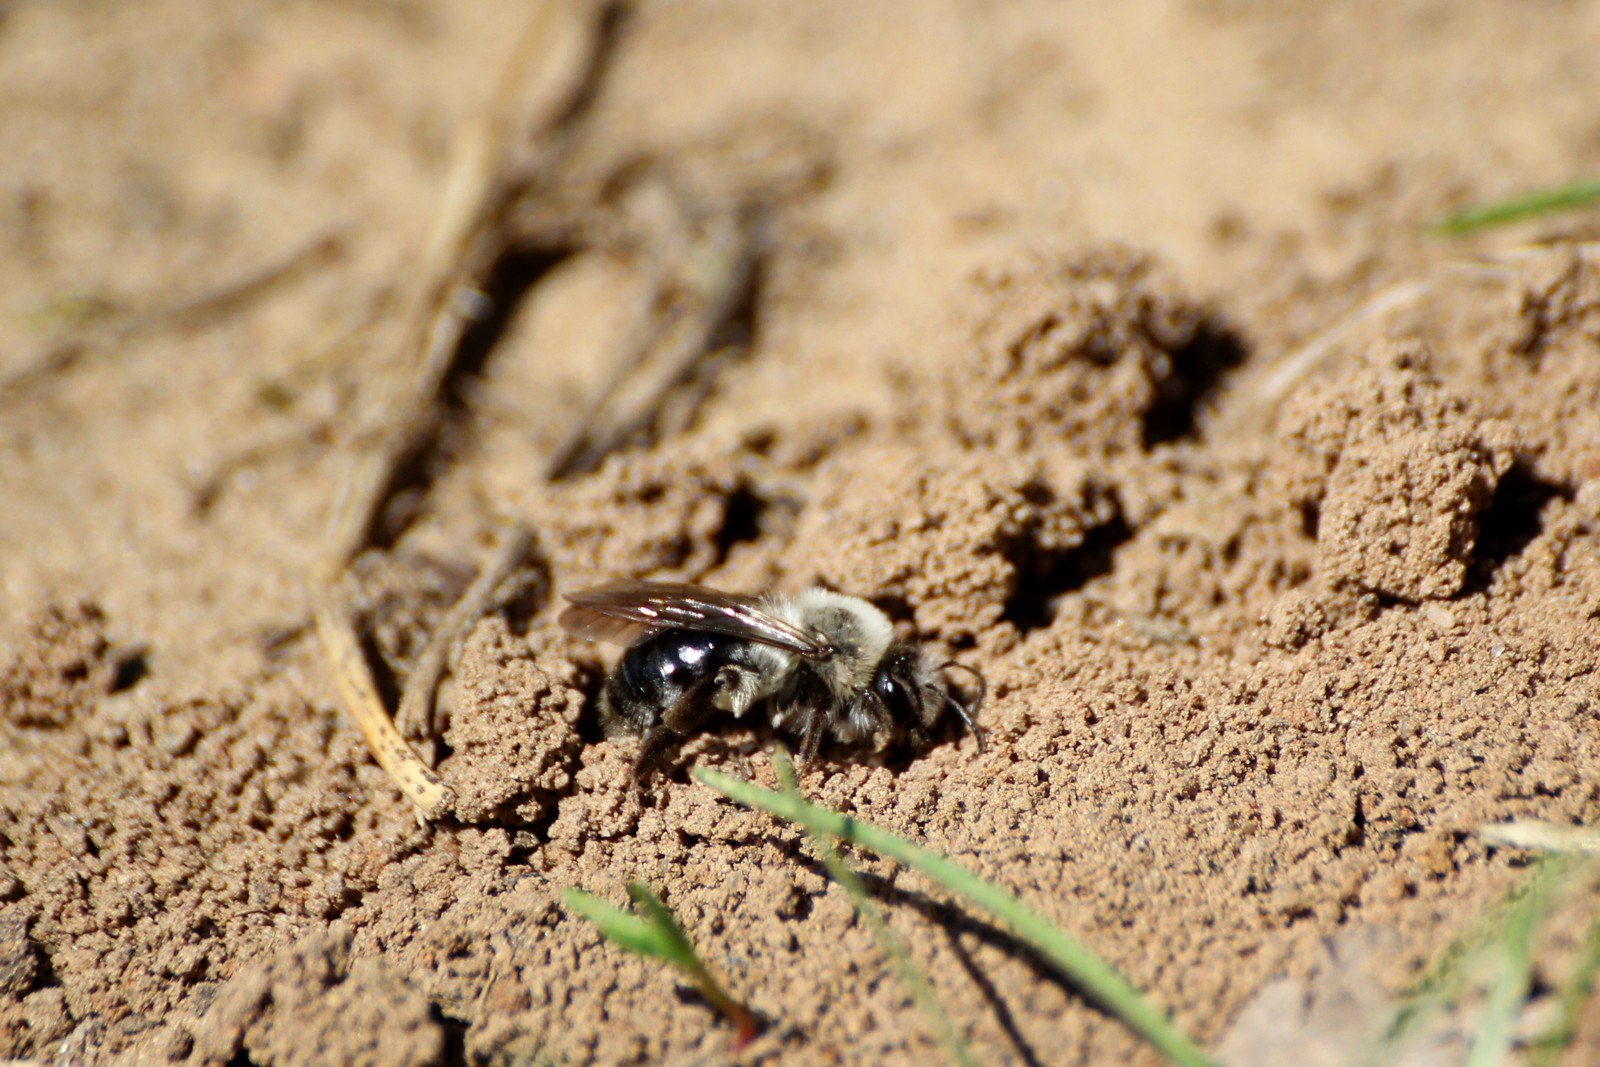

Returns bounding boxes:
[1256,280,1433,407]
[313,0,612,817]
[1,229,346,403]
[313,598,455,822]
[323,0,606,570]
[546,207,761,479]
[1258,243,1595,412]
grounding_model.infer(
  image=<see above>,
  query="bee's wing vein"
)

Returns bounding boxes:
[559,579,831,657]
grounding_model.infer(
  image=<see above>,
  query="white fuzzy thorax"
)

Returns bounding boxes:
[709,588,896,724]
[767,587,894,690]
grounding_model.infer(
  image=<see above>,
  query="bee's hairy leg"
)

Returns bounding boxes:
[631,681,715,798]
[661,679,716,734]
[630,727,678,799]
[798,710,826,765]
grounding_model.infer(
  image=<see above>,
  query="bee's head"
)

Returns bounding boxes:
[869,645,934,728]
[869,644,985,750]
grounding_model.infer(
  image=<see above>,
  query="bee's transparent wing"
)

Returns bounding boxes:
[558,580,832,658]
[554,607,659,648]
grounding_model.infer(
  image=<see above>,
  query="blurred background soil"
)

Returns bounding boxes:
[2,1,1600,1063]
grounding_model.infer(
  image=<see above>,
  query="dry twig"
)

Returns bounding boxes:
[313,0,618,814]
[313,597,455,821]
[323,0,612,569]
[2,230,346,404]
[1256,280,1433,407]
[546,204,761,479]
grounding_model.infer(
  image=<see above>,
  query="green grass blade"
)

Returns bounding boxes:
[564,882,760,1048]
[561,887,676,960]
[693,766,1217,1067]
[1375,880,1520,1057]
[1426,178,1600,236]
[1374,857,1578,1066]
[772,753,978,1067]
[624,881,700,973]
[1466,859,1561,1067]
[1376,931,1483,1057]
[1530,903,1600,1067]
[625,880,759,1043]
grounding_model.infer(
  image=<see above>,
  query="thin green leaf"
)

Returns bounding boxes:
[1529,884,1600,1067]
[625,881,700,973]
[563,883,759,1048]
[561,887,676,961]
[1377,930,1484,1058]
[1426,178,1600,236]
[621,881,759,1043]
[773,752,978,1067]
[693,766,1216,1067]
[1374,858,1576,1066]
[1467,859,1562,1067]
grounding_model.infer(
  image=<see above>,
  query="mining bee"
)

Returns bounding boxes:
[559,580,984,782]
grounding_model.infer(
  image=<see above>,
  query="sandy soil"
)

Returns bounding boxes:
[3,1,1600,1063]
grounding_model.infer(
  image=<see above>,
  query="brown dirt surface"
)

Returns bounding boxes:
[3,1,1600,1064]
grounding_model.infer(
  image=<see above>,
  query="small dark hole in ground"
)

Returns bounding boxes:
[366,244,572,550]
[1002,513,1135,634]
[356,630,403,723]
[786,889,815,922]
[572,660,612,746]
[28,939,60,994]
[1467,462,1573,590]
[1141,319,1249,447]
[1297,499,1321,540]
[431,1005,471,1067]
[867,592,917,624]
[710,485,767,567]
[109,647,149,693]
[496,555,553,638]
[449,245,574,393]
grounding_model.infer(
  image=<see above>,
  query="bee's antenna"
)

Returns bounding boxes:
[938,660,986,712]
[937,661,986,753]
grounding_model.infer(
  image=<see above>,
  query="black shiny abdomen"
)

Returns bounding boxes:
[602,630,738,735]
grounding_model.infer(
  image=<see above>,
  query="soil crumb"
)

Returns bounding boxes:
[187,932,446,1067]
[1277,342,1517,602]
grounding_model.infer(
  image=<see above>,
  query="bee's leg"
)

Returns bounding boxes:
[932,689,984,753]
[798,710,826,765]
[596,685,637,739]
[632,681,715,794]
[936,662,986,752]
[661,679,716,734]
[630,726,681,795]
[863,687,893,734]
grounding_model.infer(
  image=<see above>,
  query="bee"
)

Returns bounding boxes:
[558,580,984,782]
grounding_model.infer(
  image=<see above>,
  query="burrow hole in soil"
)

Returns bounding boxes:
[1002,512,1135,635]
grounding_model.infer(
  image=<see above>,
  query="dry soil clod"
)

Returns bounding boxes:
[394,522,538,743]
